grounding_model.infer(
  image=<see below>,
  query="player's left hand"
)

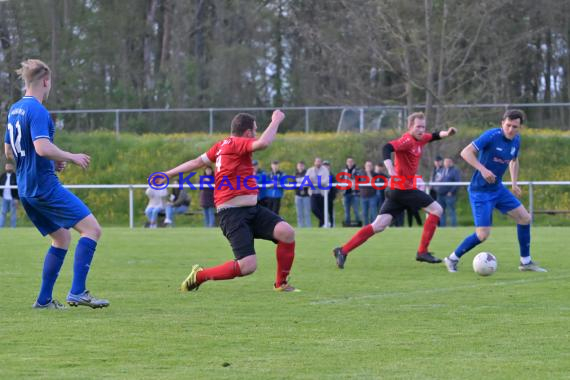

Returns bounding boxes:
[55,161,67,172]
[446,127,457,136]
[511,184,522,197]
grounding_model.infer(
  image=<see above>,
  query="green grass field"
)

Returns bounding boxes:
[1,227,569,379]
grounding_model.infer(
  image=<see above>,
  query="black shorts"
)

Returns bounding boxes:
[218,204,284,260]
[379,189,435,218]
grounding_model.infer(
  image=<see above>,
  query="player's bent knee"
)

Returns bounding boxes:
[51,229,72,248]
[476,229,490,241]
[518,212,531,225]
[274,222,295,243]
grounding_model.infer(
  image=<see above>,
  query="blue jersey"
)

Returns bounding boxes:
[469,128,520,192]
[5,96,59,197]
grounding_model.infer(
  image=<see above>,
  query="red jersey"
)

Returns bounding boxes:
[389,132,433,190]
[202,136,257,206]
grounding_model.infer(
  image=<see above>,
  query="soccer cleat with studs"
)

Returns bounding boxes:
[416,252,442,264]
[443,256,459,273]
[66,290,110,309]
[180,264,204,292]
[333,247,347,269]
[32,299,67,310]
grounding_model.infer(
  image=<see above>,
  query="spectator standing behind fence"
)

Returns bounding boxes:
[306,157,329,227]
[428,156,444,201]
[436,158,461,227]
[145,186,168,228]
[323,160,337,227]
[200,167,216,227]
[374,163,389,212]
[360,161,378,225]
[340,157,362,227]
[294,161,311,228]
[0,163,19,228]
[265,160,284,215]
[253,160,269,208]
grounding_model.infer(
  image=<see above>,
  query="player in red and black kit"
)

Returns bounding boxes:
[158,110,298,292]
[332,112,457,268]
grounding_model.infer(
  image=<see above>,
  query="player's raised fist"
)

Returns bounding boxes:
[447,127,457,136]
[272,109,285,123]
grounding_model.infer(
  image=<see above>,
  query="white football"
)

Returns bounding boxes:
[472,252,497,276]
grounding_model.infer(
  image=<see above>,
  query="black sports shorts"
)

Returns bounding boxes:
[380,189,435,218]
[218,204,284,260]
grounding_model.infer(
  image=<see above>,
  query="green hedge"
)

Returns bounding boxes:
[5,128,570,227]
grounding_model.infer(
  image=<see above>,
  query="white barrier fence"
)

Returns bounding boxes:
[5,181,570,228]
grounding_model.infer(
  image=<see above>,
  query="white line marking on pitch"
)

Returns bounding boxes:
[310,274,570,305]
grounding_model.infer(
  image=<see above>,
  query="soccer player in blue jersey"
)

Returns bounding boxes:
[443,109,547,273]
[4,59,109,309]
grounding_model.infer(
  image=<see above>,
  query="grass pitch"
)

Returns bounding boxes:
[1,227,569,379]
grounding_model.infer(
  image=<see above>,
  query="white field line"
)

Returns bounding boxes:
[310,274,570,305]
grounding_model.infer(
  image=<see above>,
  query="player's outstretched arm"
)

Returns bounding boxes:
[34,138,90,169]
[438,127,457,139]
[252,110,285,151]
[460,144,496,184]
[164,156,205,179]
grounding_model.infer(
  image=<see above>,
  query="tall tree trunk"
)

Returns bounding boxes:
[435,0,448,129]
[159,0,171,73]
[424,0,435,126]
[194,0,207,103]
[272,0,285,106]
[50,0,59,86]
[544,29,552,119]
[143,0,159,104]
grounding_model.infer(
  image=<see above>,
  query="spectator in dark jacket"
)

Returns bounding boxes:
[340,157,362,226]
[200,166,216,227]
[360,161,379,225]
[265,160,285,215]
[253,160,270,208]
[436,158,461,227]
[428,156,444,201]
[294,161,311,227]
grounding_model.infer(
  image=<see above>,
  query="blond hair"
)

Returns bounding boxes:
[16,59,51,87]
[407,112,425,128]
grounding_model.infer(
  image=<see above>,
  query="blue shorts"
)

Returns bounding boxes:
[468,186,521,227]
[20,185,92,236]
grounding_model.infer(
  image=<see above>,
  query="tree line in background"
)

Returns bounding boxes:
[1,0,570,129]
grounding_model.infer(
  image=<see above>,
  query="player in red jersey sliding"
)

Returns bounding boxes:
[156,110,298,292]
[333,112,457,268]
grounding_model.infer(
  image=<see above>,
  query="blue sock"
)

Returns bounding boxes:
[37,246,68,305]
[517,224,531,261]
[70,237,98,295]
[454,233,482,258]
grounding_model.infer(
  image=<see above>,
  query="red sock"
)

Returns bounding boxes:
[341,224,375,255]
[196,260,242,284]
[276,241,295,286]
[418,214,440,254]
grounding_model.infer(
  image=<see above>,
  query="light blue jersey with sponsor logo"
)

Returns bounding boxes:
[5,96,58,197]
[469,128,520,192]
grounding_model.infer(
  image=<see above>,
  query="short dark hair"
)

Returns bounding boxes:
[231,113,256,136]
[503,109,525,124]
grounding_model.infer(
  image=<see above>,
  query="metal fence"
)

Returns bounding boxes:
[5,181,568,229]
[48,103,570,136]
